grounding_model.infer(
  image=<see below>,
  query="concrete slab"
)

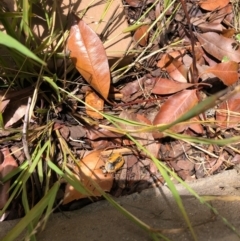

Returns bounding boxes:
[1,169,240,241]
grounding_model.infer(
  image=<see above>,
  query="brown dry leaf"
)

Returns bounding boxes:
[63,150,113,204]
[202,61,238,86]
[151,78,194,95]
[133,25,149,47]
[216,92,240,128]
[196,32,240,62]
[85,90,104,119]
[153,90,199,135]
[199,0,229,11]
[0,100,10,113]
[68,126,86,140]
[197,64,216,81]
[222,29,235,38]
[59,125,70,140]
[163,55,188,83]
[196,22,223,33]
[3,98,27,128]
[189,116,204,134]
[157,50,186,69]
[0,148,18,209]
[125,0,143,7]
[119,111,160,158]
[177,159,195,171]
[67,16,110,100]
[0,87,33,117]
[120,76,147,102]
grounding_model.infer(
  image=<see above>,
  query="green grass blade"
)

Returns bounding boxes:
[0,169,27,216]
[158,86,239,133]
[0,161,28,182]
[22,185,36,241]
[0,112,4,128]
[0,32,46,66]
[22,0,30,38]
[1,182,60,241]
[47,159,91,196]
[43,76,61,101]
[127,134,197,240]
[165,131,240,145]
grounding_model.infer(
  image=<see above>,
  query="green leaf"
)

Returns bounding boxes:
[43,76,60,101]
[1,182,60,241]
[0,32,46,66]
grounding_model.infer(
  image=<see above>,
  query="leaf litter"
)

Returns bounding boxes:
[1,0,240,221]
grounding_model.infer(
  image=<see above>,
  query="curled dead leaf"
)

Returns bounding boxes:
[151,78,195,95]
[63,150,113,204]
[133,25,149,47]
[202,61,238,86]
[196,32,240,63]
[67,16,110,101]
[199,0,229,11]
[85,90,104,119]
[153,90,199,138]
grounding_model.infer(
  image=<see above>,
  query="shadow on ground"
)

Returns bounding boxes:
[1,169,240,241]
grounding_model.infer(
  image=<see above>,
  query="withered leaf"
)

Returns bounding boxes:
[153,90,199,135]
[63,150,113,204]
[196,32,240,63]
[67,16,110,100]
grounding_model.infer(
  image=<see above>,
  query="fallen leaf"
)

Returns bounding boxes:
[199,0,229,11]
[63,150,113,204]
[196,22,223,33]
[157,50,185,69]
[0,100,10,113]
[163,55,188,83]
[67,16,110,100]
[119,111,160,158]
[3,98,27,128]
[125,0,143,7]
[85,90,104,119]
[177,159,195,171]
[222,28,235,38]
[133,25,149,47]
[189,116,204,134]
[202,61,238,86]
[153,90,199,136]
[59,125,70,140]
[0,87,33,115]
[216,92,240,128]
[0,148,18,209]
[121,76,146,102]
[69,126,86,140]
[151,78,195,95]
[196,32,240,62]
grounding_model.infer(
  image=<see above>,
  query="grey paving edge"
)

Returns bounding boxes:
[1,169,240,241]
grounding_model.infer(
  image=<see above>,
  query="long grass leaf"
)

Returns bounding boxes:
[1,182,60,241]
[0,32,46,65]
[22,185,36,241]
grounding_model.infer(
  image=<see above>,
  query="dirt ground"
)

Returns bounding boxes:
[1,169,240,241]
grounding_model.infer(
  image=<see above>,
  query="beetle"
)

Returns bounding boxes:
[102,153,125,174]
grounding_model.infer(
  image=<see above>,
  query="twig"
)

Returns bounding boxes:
[23,97,42,198]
